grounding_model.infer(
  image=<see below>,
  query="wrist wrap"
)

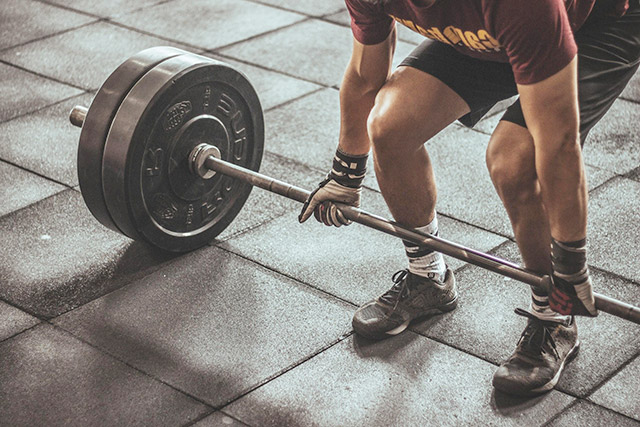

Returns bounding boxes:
[329,148,368,188]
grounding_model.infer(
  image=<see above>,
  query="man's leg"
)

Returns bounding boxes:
[351,66,469,340]
[489,0,640,395]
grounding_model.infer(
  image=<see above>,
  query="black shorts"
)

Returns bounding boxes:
[400,0,640,144]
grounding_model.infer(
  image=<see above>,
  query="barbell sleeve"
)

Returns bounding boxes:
[204,154,640,325]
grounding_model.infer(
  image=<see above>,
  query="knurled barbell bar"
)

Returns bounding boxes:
[69,47,640,325]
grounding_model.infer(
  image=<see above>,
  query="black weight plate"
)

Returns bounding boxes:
[77,46,187,233]
[102,53,264,252]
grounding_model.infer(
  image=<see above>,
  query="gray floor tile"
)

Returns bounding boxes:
[256,0,346,16]
[0,22,191,91]
[325,9,424,45]
[114,0,304,51]
[414,242,640,398]
[0,0,95,50]
[590,355,640,421]
[0,324,208,426]
[588,177,640,283]
[0,160,65,217]
[621,70,639,102]
[0,94,91,187]
[220,192,506,305]
[0,190,176,318]
[425,126,513,236]
[194,412,249,427]
[45,0,167,18]
[224,333,574,426]
[263,87,339,169]
[54,246,353,407]
[218,19,416,87]
[0,62,82,123]
[214,152,328,241]
[582,99,640,175]
[549,400,640,426]
[205,54,322,111]
[0,301,39,342]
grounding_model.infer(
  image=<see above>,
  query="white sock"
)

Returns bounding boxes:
[403,215,446,281]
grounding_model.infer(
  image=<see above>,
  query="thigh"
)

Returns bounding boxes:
[400,39,518,128]
[500,0,640,144]
[369,65,469,149]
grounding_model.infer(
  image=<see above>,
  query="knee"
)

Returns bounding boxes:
[367,106,404,156]
[486,136,538,205]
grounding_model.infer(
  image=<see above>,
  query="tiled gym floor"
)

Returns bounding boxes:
[1,1,639,425]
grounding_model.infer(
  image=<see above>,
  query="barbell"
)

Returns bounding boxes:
[69,47,640,325]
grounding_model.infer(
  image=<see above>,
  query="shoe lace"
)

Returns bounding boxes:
[378,270,411,310]
[514,308,561,359]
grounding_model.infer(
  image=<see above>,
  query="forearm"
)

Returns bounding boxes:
[338,30,395,156]
[338,73,380,155]
[534,133,588,241]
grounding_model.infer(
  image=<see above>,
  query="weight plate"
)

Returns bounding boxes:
[102,53,264,252]
[77,46,188,233]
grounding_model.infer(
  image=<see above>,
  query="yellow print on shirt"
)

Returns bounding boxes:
[391,15,502,53]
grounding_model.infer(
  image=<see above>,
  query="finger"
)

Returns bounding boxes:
[320,202,333,226]
[328,204,343,227]
[335,208,351,226]
[299,194,320,223]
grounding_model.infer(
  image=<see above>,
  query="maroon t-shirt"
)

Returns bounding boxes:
[346,0,629,85]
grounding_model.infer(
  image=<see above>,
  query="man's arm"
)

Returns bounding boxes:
[338,27,397,156]
[516,56,587,242]
[518,56,597,316]
[298,29,395,225]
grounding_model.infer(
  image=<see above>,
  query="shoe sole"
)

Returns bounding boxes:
[493,339,581,397]
[352,296,458,340]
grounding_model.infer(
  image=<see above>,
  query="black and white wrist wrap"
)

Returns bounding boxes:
[329,148,368,189]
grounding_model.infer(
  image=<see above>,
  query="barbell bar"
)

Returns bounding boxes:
[68,47,640,325]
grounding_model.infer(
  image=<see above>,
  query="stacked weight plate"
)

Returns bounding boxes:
[77,47,264,252]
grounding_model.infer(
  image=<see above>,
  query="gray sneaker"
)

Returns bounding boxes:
[492,308,580,396]
[352,269,457,340]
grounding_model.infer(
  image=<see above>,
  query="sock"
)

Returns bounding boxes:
[403,214,446,281]
[529,286,571,322]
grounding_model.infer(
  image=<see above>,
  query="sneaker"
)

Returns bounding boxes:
[352,268,457,340]
[492,308,580,396]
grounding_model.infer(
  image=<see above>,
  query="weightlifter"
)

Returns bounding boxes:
[299,0,640,395]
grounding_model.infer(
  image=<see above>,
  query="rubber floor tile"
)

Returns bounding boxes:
[0,160,65,218]
[0,324,209,426]
[224,332,574,426]
[590,355,640,421]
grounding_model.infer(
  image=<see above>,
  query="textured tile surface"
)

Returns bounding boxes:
[0,301,39,342]
[213,152,328,241]
[0,22,191,91]
[44,0,166,18]
[114,0,304,50]
[0,190,175,318]
[413,242,640,398]
[0,324,208,427]
[256,0,346,16]
[218,19,416,87]
[220,195,507,305]
[54,246,353,407]
[588,177,640,283]
[549,400,640,426]
[0,63,82,123]
[205,54,322,111]
[0,94,91,187]
[0,161,65,217]
[0,0,95,49]
[194,412,249,426]
[582,99,640,175]
[590,355,640,421]
[224,333,574,426]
